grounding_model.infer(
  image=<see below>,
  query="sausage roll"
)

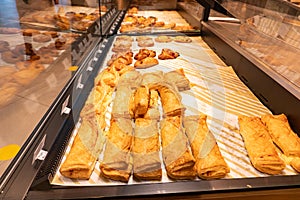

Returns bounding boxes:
[261,114,300,157]
[183,115,230,179]
[160,116,196,179]
[132,118,162,180]
[100,118,133,182]
[238,115,285,174]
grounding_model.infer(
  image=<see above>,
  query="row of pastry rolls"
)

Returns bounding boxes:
[238,114,300,174]
[59,51,134,180]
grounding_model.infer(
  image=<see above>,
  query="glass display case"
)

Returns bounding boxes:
[201,0,300,132]
[1,1,300,200]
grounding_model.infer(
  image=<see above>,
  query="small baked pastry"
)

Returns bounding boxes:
[160,116,196,179]
[123,15,137,23]
[238,115,285,174]
[118,70,142,86]
[60,118,105,179]
[100,117,133,182]
[127,7,138,14]
[153,21,165,27]
[134,57,158,69]
[137,38,154,47]
[172,25,194,31]
[155,35,172,43]
[158,48,180,60]
[173,36,192,43]
[55,37,67,50]
[164,68,190,91]
[261,114,300,157]
[134,48,156,60]
[132,118,162,180]
[183,115,230,179]
[33,34,52,43]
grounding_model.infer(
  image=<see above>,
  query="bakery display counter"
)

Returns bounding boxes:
[1,1,300,200]
[2,33,294,200]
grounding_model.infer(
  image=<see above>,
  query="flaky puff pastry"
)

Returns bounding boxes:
[132,118,162,180]
[183,115,230,179]
[100,118,133,182]
[261,114,300,157]
[60,118,105,179]
[134,57,158,69]
[238,116,285,174]
[158,48,179,60]
[111,84,136,119]
[164,68,190,91]
[133,85,149,118]
[291,157,300,172]
[154,81,185,117]
[160,116,196,179]
[144,90,160,121]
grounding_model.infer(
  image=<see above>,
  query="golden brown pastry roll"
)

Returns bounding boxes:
[291,157,300,172]
[60,118,105,179]
[144,89,160,120]
[155,82,185,117]
[183,115,230,179]
[164,68,190,91]
[111,84,136,119]
[133,85,149,118]
[100,118,133,182]
[94,69,117,130]
[160,116,196,179]
[261,114,300,157]
[132,118,162,180]
[238,115,285,174]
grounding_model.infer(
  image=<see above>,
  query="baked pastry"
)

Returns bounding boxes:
[238,115,285,174]
[291,157,300,173]
[173,36,192,43]
[172,25,194,31]
[100,117,133,182]
[134,57,158,69]
[127,7,138,14]
[144,89,160,121]
[108,51,133,66]
[158,48,180,60]
[60,118,105,179]
[154,81,185,117]
[111,84,136,119]
[183,115,230,179]
[94,67,119,130]
[133,85,149,118]
[164,68,190,91]
[141,71,164,87]
[137,38,154,47]
[261,114,300,157]
[134,49,156,61]
[155,35,172,43]
[160,116,196,179]
[118,69,142,86]
[132,118,162,180]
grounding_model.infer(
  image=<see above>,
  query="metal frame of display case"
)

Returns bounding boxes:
[1,1,300,200]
